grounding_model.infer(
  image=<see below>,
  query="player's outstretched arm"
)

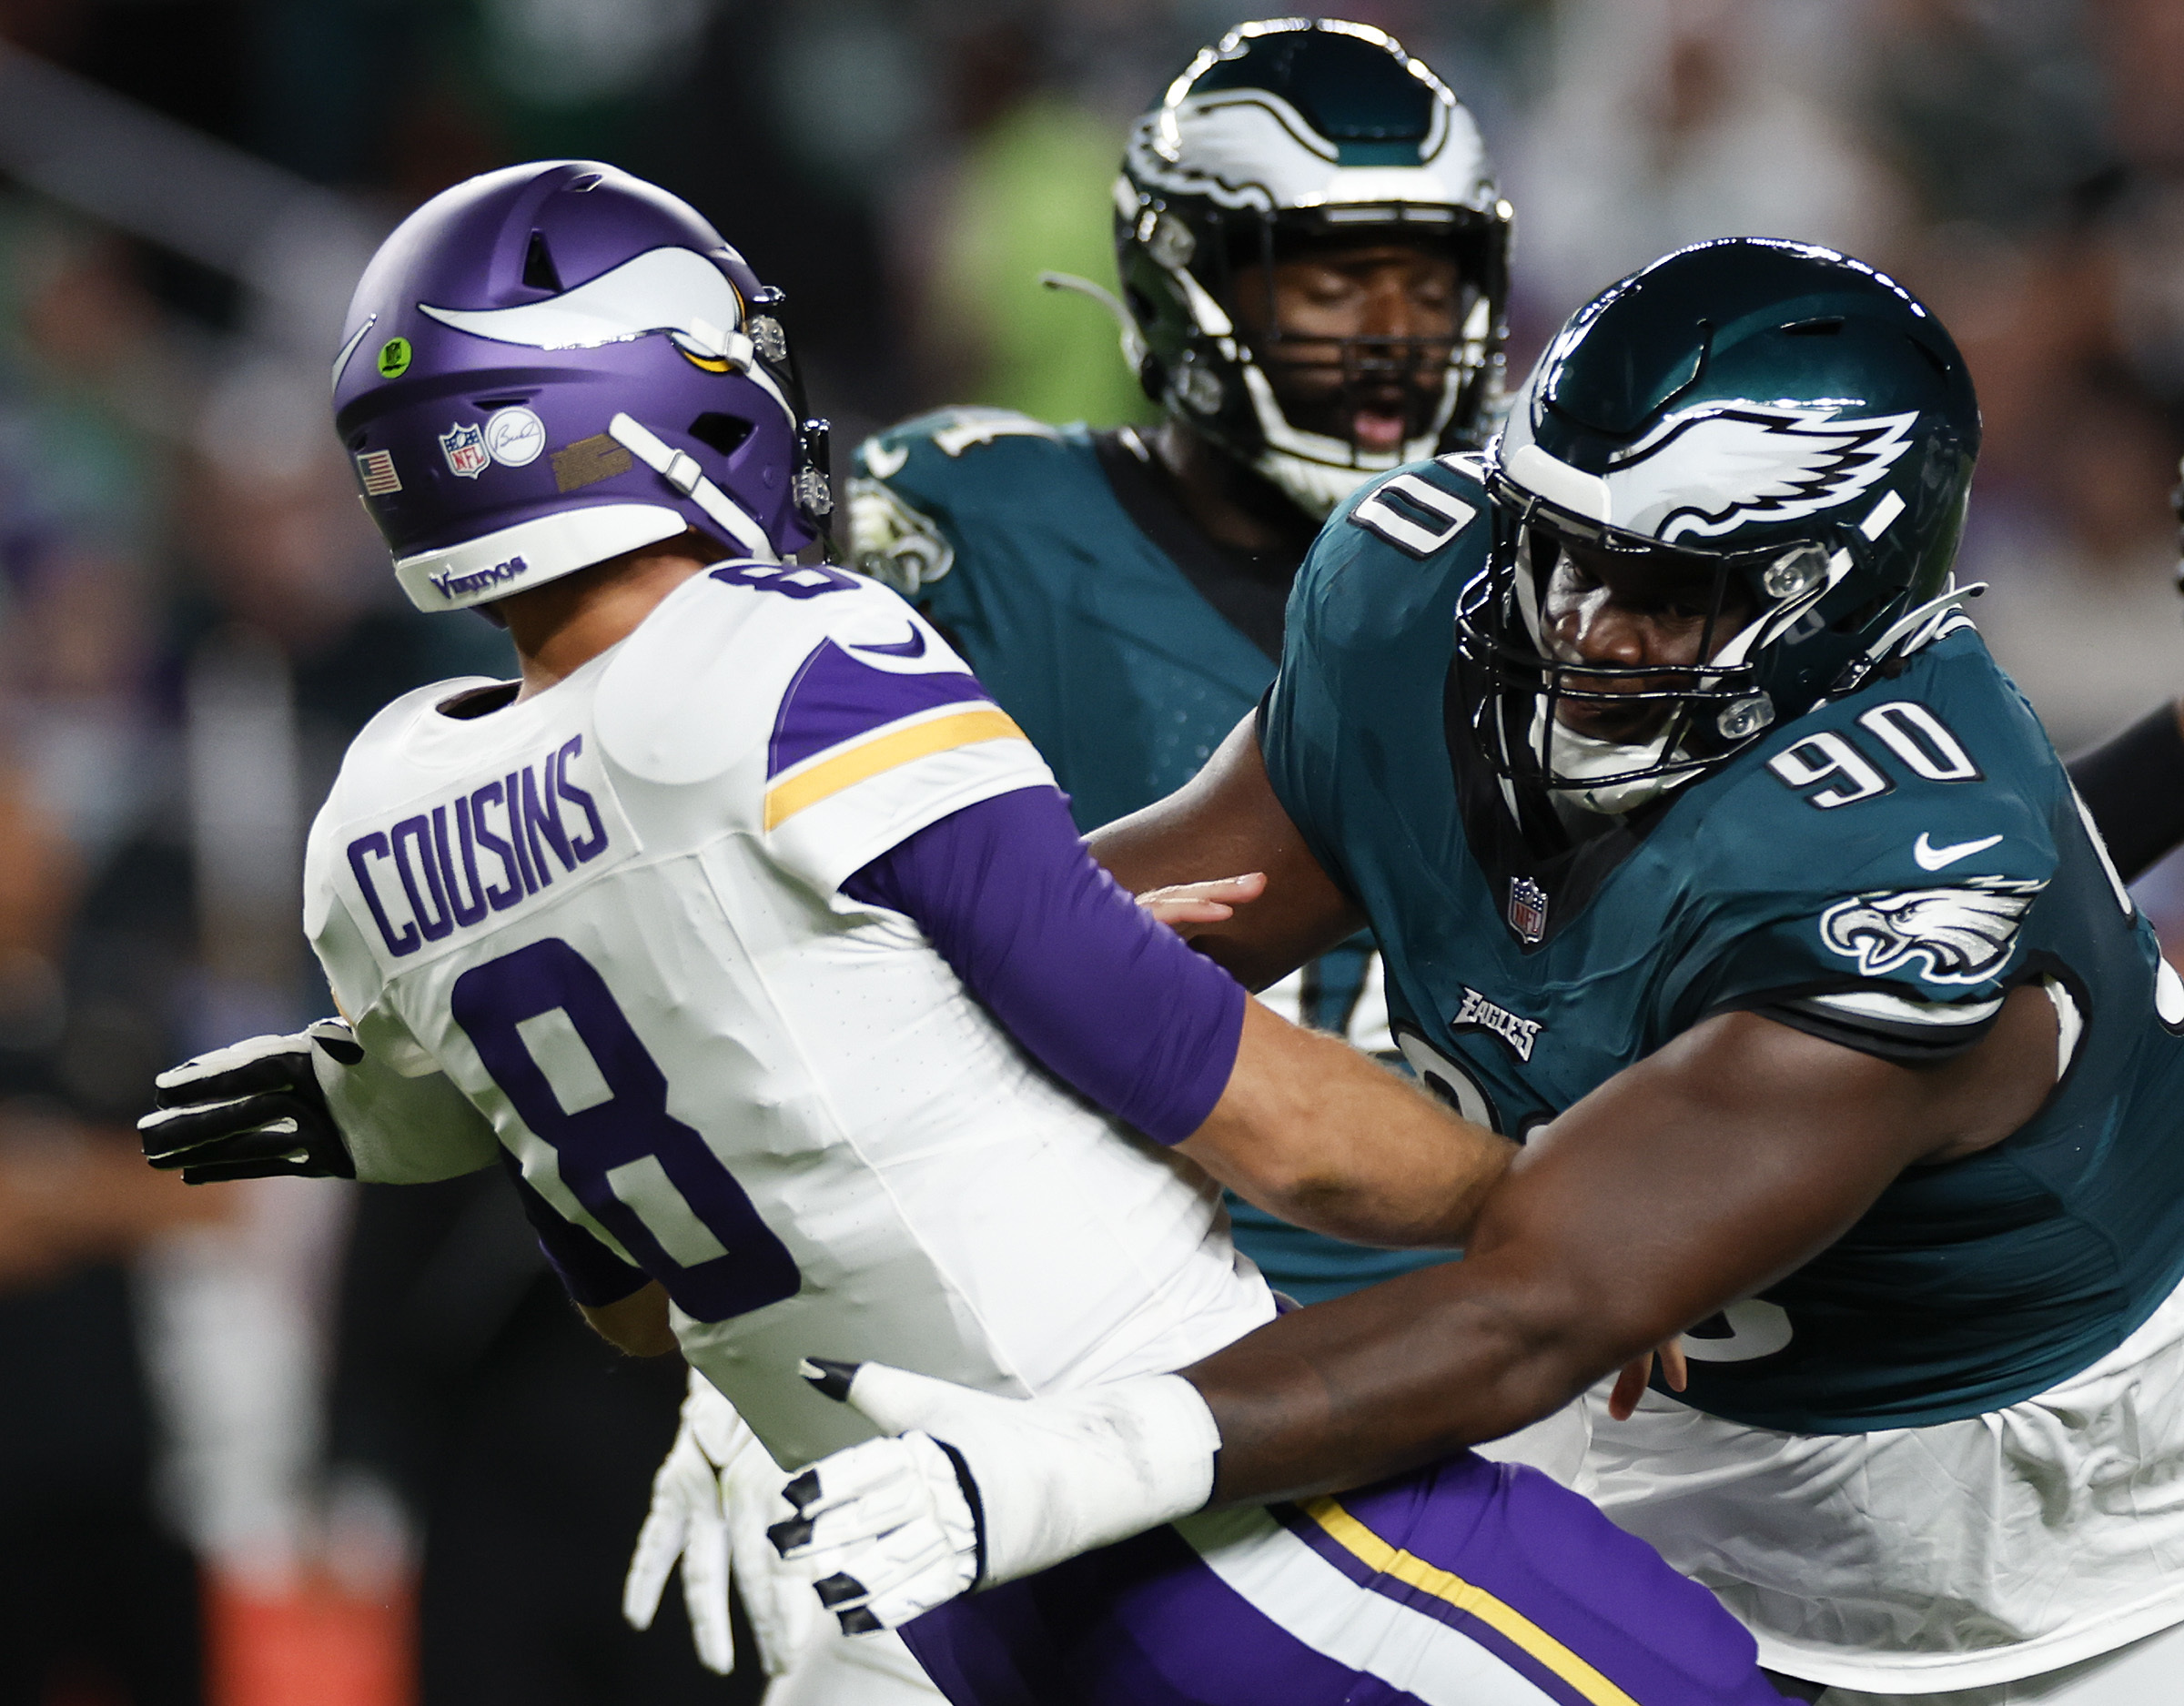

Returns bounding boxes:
[766,987,2059,1636]
[849,784,1510,1250]
[138,1019,499,1185]
[1178,999,1515,1249]
[1185,985,2061,1504]
[1088,714,1362,991]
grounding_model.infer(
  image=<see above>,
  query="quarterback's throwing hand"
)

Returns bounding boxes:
[138,1021,363,1183]
[767,1358,1222,1633]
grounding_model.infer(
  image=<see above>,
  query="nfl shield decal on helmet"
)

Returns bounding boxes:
[1508,876,1549,944]
[440,420,490,479]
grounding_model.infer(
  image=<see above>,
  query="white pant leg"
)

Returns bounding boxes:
[1813,1616,2184,1705]
[761,1625,945,1705]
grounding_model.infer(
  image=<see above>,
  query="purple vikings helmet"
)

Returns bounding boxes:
[332,161,829,612]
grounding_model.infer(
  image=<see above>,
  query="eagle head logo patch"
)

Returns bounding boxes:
[1818,876,2046,984]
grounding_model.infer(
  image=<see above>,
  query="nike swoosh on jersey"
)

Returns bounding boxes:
[1914,832,2004,871]
[852,627,927,658]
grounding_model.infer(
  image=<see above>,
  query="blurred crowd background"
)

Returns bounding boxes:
[2,2,2182,1703]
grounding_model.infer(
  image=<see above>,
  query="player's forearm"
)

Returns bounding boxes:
[1181,1001,1514,1248]
[1183,1256,1608,1504]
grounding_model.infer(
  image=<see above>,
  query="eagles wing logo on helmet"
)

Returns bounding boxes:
[1598,404,1918,542]
[1818,877,2046,984]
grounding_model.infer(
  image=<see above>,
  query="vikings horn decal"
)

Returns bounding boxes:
[1590,404,1920,543]
[1818,876,2047,984]
[419,247,751,370]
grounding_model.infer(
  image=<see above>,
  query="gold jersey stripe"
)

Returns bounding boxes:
[1299,1497,1642,1706]
[763,708,1027,830]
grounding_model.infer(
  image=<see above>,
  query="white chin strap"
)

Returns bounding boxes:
[606,413,780,562]
[1528,702,1701,817]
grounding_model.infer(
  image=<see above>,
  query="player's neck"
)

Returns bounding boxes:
[496,543,714,702]
[1152,419,1320,559]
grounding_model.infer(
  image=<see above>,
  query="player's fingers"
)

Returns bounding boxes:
[723,1460,809,1674]
[769,1447,939,1558]
[1657,1337,1688,1392]
[1138,896,1235,926]
[1135,873,1266,909]
[138,1095,302,1160]
[790,1515,968,1632]
[151,1037,310,1105]
[678,1504,735,1675]
[1608,1351,1653,1421]
[804,1357,1004,1441]
[621,1498,686,1630]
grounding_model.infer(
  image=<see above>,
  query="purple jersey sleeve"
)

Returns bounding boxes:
[500,1153,651,1307]
[841,786,1247,1145]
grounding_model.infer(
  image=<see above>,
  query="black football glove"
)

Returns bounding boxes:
[138,1019,364,1183]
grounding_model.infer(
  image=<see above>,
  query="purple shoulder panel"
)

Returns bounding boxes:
[768,638,991,777]
[842,787,1245,1146]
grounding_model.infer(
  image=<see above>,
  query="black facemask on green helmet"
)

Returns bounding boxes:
[1456,237,1981,819]
[1114,18,1512,519]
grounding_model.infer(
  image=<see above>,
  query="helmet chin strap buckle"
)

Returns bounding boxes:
[609,412,779,563]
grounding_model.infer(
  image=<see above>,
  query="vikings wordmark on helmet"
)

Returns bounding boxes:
[1818,876,2047,984]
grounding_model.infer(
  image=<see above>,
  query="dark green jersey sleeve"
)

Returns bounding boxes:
[1654,632,2068,1055]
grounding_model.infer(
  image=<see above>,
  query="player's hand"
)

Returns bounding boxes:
[766,1358,1219,1633]
[1136,871,1267,933]
[137,1021,363,1184]
[1606,1338,1689,1421]
[624,1370,816,1676]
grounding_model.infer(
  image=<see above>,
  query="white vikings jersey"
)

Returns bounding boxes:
[303,561,1275,1467]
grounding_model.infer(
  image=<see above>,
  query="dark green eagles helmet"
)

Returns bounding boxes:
[1116,18,1512,517]
[1457,237,1981,815]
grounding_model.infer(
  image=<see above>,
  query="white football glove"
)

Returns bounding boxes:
[140,1019,498,1185]
[766,1358,1221,1634]
[624,1369,819,1676]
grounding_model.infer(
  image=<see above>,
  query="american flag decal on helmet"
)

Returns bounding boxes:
[1507,876,1549,944]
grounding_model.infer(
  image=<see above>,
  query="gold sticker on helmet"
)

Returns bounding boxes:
[551,434,635,492]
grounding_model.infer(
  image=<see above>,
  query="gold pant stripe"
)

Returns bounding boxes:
[1299,1496,1641,1706]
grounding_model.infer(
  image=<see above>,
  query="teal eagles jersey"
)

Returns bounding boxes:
[850,407,1442,1303]
[1262,452,2184,1433]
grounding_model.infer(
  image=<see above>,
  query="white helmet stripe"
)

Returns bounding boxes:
[420,247,744,357]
